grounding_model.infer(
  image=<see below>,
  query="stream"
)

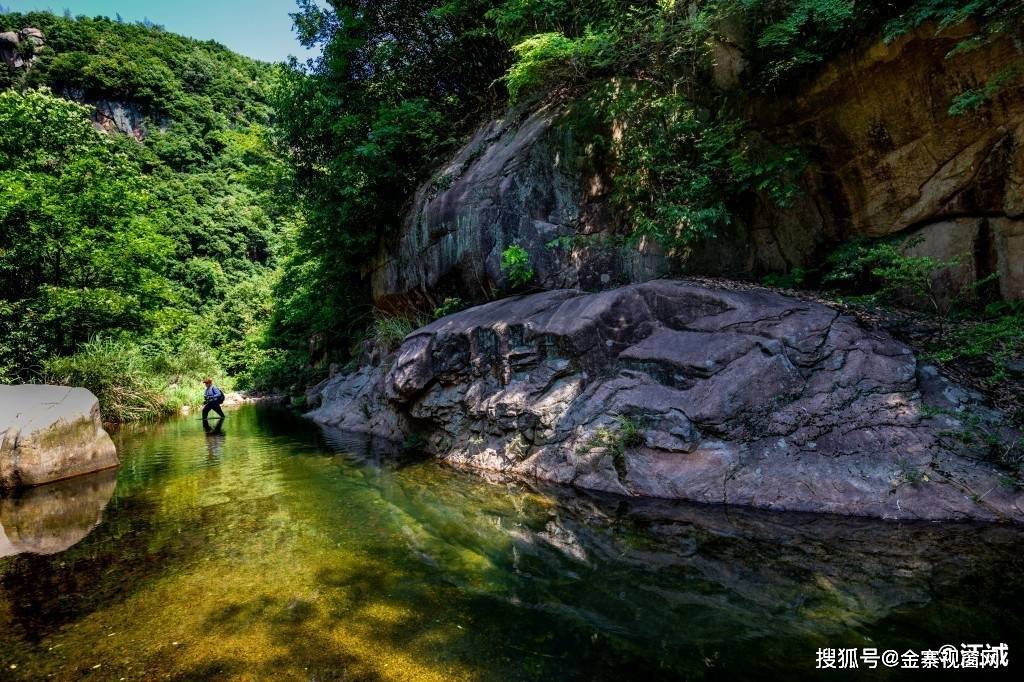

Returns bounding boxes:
[1,405,1022,680]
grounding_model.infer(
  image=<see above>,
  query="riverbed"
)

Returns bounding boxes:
[1,405,1021,680]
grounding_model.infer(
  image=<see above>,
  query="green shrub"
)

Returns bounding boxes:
[432,297,465,319]
[369,312,426,354]
[579,415,643,457]
[823,236,961,314]
[762,267,809,289]
[589,83,803,252]
[504,29,614,101]
[948,66,1022,115]
[578,414,644,478]
[882,0,1024,115]
[500,244,535,288]
[42,337,225,422]
[243,348,317,393]
[883,0,1023,47]
[929,303,1024,386]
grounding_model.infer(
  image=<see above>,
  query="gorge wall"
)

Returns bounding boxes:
[371,23,1024,311]
[749,21,1024,299]
[310,280,1023,522]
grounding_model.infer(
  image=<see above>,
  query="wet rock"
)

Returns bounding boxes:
[0,385,119,489]
[309,281,1024,522]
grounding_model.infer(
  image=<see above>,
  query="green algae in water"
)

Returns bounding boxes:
[1,405,1022,680]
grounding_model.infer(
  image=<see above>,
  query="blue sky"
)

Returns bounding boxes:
[3,0,329,62]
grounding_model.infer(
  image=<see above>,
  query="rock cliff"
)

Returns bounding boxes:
[372,24,1024,310]
[1,27,158,139]
[0,385,119,489]
[748,22,1024,299]
[309,280,1022,522]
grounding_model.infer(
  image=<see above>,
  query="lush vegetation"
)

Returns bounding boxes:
[269,0,506,368]
[816,236,1023,405]
[272,0,1023,369]
[500,245,535,288]
[2,3,1021,419]
[0,11,296,419]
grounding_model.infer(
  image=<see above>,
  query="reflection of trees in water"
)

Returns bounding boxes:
[1,491,157,643]
[336,456,1024,675]
[3,407,1023,680]
[0,489,276,644]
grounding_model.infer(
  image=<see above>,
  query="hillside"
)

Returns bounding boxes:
[0,11,297,418]
[2,3,1023,426]
[278,0,1023,408]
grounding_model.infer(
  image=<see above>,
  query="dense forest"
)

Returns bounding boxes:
[0,11,297,419]
[1,1,1022,421]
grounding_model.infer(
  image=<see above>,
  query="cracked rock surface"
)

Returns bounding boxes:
[308,280,1023,521]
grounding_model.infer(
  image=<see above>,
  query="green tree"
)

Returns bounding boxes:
[271,0,507,363]
[0,88,174,376]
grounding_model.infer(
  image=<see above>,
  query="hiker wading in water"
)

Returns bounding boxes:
[202,378,226,421]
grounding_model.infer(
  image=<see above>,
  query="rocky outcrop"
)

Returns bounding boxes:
[0,386,119,490]
[372,24,1024,309]
[92,99,149,140]
[371,104,668,311]
[1,27,158,140]
[748,22,1024,299]
[309,280,1023,522]
[0,27,43,70]
[57,86,158,140]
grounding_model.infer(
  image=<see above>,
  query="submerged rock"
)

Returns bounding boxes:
[0,385,119,489]
[309,280,1023,522]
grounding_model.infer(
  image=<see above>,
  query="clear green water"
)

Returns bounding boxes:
[1,405,1022,681]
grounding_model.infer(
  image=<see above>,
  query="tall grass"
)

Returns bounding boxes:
[42,338,227,423]
[369,312,426,354]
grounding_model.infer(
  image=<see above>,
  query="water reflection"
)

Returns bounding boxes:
[0,406,1019,681]
[0,469,117,558]
[203,418,225,462]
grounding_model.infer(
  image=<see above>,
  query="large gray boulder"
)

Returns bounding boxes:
[0,27,43,70]
[0,385,119,489]
[310,280,1024,522]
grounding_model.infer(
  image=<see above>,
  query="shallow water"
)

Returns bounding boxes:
[1,406,1022,681]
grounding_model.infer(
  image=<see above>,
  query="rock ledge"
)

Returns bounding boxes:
[309,281,1023,522]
